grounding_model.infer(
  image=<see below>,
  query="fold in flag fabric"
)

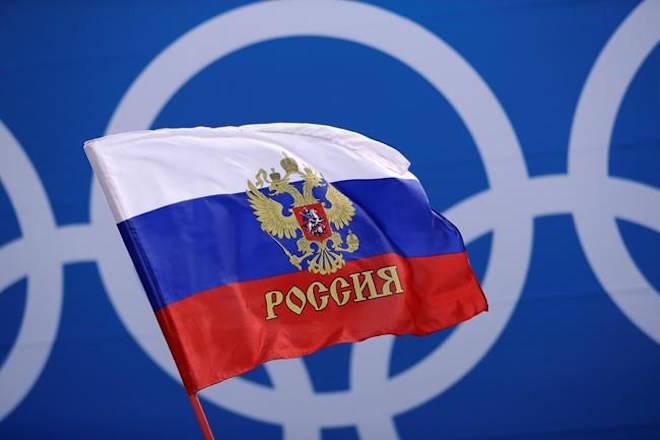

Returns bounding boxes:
[85,123,488,394]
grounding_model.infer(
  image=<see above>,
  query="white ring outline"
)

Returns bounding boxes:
[568,0,660,344]
[89,0,530,434]
[0,122,63,420]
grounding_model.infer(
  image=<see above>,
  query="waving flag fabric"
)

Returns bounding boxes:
[85,124,487,393]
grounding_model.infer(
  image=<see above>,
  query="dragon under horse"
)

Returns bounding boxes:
[247,153,359,275]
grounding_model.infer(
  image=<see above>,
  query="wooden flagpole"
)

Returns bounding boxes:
[189,393,215,440]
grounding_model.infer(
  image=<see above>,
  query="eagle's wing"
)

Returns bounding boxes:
[324,182,355,230]
[247,181,299,239]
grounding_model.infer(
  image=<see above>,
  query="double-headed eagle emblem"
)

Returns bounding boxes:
[247,154,359,275]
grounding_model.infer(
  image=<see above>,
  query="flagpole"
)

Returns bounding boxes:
[189,393,215,440]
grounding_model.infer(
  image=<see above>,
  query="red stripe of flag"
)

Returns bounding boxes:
[156,251,487,393]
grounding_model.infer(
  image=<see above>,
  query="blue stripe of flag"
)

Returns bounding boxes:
[118,177,465,310]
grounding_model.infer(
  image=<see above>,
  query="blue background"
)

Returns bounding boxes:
[1,1,659,438]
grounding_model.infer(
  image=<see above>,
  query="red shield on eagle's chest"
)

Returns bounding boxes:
[293,203,332,242]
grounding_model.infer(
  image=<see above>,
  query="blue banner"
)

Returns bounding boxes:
[1,1,658,438]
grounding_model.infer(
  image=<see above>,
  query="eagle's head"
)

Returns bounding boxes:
[302,166,322,188]
[267,168,290,195]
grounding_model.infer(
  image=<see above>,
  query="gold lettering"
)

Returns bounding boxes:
[330,276,351,306]
[307,281,329,311]
[266,266,404,320]
[286,286,306,315]
[265,290,283,320]
[350,270,377,302]
[375,265,404,297]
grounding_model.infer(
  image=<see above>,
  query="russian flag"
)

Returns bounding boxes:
[85,123,487,394]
